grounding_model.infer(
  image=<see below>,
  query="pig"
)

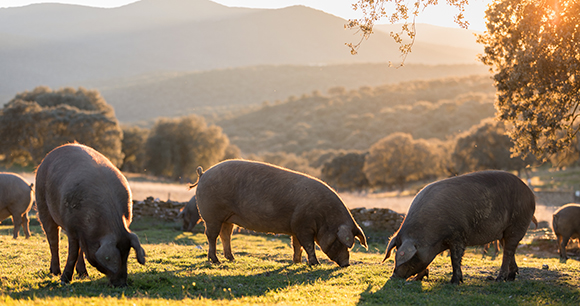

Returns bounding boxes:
[552,203,580,262]
[191,160,367,267]
[35,143,146,287]
[384,170,536,284]
[178,195,201,232]
[483,240,502,257]
[0,173,34,239]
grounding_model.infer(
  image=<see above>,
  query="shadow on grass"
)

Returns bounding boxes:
[10,262,341,301]
[357,267,580,305]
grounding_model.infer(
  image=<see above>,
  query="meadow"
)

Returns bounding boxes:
[0,215,579,306]
[2,169,580,305]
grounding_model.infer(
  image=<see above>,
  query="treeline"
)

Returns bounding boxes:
[3,79,579,192]
[217,75,497,154]
[0,87,239,183]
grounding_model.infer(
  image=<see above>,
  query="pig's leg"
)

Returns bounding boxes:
[11,213,23,239]
[291,235,303,263]
[559,235,570,262]
[220,222,235,261]
[21,213,31,239]
[295,232,319,265]
[61,235,81,284]
[496,239,519,281]
[75,250,89,278]
[38,213,62,276]
[205,222,222,264]
[449,244,465,284]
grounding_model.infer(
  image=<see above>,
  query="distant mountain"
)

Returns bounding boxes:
[0,0,485,109]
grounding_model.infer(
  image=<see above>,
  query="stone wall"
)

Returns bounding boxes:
[131,197,405,234]
[349,207,404,234]
[132,197,186,221]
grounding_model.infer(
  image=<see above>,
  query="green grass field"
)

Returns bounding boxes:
[0,218,579,305]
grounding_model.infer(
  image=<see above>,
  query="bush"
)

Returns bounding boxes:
[364,133,445,189]
[144,115,233,181]
[321,151,369,191]
[0,86,123,167]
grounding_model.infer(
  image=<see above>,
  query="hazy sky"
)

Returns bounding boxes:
[0,0,492,31]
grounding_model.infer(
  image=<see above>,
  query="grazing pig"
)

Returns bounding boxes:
[483,240,502,257]
[191,160,367,267]
[384,170,535,284]
[552,203,580,262]
[0,173,34,239]
[178,195,201,232]
[35,143,146,287]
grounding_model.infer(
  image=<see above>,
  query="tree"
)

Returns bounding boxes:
[121,125,149,173]
[363,132,444,189]
[348,0,580,160]
[346,0,469,58]
[144,115,233,181]
[478,0,580,161]
[321,151,370,191]
[451,118,534,174]
[0,86,123,167]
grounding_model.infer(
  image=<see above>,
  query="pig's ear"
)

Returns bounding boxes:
[354,226,368,249]
[96,237,121,274]
[130,233,146,265]
[337,224,355,248]
[177,206,185,218]
[383,235,397,262]
[395,240,417,267]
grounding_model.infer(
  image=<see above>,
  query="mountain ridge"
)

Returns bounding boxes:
[0,0,488,124]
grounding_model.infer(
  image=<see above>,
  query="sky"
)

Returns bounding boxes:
[0,0,492,31]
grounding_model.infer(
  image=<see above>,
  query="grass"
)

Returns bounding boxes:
[0,217,579,305]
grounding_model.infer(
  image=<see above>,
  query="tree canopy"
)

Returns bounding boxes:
[478,0,580,161]
[363,132,445,189]
[346,0,469,58]
[348,0,580,161]
[451,118,533,174]
[0,86,123,167]
[144,115,236,181]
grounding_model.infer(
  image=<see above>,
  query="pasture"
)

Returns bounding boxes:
[0,216,579,305]
[1,170,579,305]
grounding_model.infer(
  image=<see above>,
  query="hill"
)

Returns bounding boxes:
[0,0,484,109]
[92,63,489,123]
[217,75,497,155]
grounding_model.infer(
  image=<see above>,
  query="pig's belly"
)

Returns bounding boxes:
[225,213,293,235]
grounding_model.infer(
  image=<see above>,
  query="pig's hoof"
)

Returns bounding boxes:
[559,257,567,263]
[77,272,89,279]
[412,269,429,281]
[450,275,463,284]
[50,268,62,276]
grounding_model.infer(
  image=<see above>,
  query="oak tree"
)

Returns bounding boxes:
[478,0,580,161]
[0,86,123,167]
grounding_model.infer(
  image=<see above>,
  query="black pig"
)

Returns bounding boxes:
[35,143,146,287]
[384,170,536,284]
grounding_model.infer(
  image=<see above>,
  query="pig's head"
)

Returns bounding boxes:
[318,224,368,267]
[178,197,200,233]
[93,233,146,287]
[384,235,432,279]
